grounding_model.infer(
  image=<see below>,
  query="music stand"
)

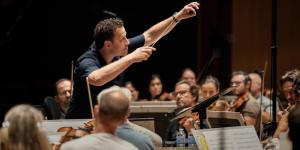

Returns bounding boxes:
[129,118,155,133]
[129,101,177,139]
[206,111,245,128]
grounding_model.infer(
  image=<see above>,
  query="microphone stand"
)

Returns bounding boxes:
[259,70,265,140]
[270,0,278,135]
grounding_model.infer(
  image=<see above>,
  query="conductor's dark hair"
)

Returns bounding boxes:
[94,18,124,50]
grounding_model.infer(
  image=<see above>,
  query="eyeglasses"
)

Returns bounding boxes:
[173,90,190,97]
[230,81,242,86]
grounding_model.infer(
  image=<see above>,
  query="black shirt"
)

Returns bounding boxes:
[66,34,145,119]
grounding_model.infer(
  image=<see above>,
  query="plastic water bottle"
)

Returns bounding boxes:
[176,128,186,147]
[188,132,197,149]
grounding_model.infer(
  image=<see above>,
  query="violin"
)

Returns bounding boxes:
[51,119,96,150]
[179,112,200,132]
[228,93,248,112]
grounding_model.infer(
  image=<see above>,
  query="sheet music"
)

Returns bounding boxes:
[192,126,262,150]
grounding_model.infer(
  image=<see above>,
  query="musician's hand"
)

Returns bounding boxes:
[182,117,194,133]
[273,111,289,138]
[128,46,156,63]
[176,2,200,21]
[276,110,288,122]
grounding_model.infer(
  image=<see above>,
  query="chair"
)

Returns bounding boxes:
[206,110,245,128]
[129,118,155,133]
[43,96,61,119]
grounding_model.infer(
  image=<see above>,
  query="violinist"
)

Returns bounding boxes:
[180,68,197,85]
[265,73,300,149]
[279,69,300,109]
[43,78,72,119]
[249,73,273,124]
[164,80,199,144]
[199,75,229,111]
[146,74,173,101]
[61,87,138,150]
[228,71,260,127]
[276,69,300,122]
[0,104,51,150]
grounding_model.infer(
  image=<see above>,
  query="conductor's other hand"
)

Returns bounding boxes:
[129,46,156,63]
[176,2,200,21]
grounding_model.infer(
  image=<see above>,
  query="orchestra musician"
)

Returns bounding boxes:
[61,87,139,150]
[199,75,229,111]
[228,71,260,127]
[278,69,300,110]
[146,74,173,101]
[65,2,200,119]
[0,105,51,150]
[180,67,197,85]
[273,69,300,124]
[164,80,199,144]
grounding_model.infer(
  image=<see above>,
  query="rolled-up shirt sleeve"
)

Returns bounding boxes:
[128,34,145,52]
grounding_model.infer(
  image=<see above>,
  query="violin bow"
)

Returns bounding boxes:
[86,77,95,118]
[258,60,268,140]
[70,60,74,96]
[170,85,237,121]
[150,17,178,47]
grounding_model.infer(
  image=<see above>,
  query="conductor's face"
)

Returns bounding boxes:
[111,27,129,56]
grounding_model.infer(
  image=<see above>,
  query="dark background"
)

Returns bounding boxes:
[0,0,203,121]
[1,0,300,122]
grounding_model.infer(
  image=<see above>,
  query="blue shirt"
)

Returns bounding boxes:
[66,35,145,119]
[116,122,155,150]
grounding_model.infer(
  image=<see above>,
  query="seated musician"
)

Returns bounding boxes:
[272,69,300,138]
[249,72,273,124]
[164,80,199,144]
[264,74,300,149]
[228,71,260,127]
[199,75,229,111]
[61,87,138,150]
[278,69,300,111]
[0,104,51,150]
[180,67,197,85]
[124,81,140,101]
[43,78,72,119]
[146,74,173,101]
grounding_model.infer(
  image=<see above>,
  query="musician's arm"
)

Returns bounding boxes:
[143,2,199,46]
[273,112,288,138]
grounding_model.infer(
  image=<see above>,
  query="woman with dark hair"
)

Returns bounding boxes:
[147,74,172,101]
[199,75,229,111]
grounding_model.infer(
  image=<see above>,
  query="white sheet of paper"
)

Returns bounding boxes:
[192,126,262,150]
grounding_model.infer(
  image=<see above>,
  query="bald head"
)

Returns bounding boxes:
[249,73,262,97]
[97,87,130,123]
